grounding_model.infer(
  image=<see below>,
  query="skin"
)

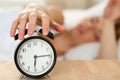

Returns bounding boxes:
[98,0,120,59]
[10,0,120,59]
[98,19,117,59]
[52,17,102,56]
[10,3,65,40]
[49,0,120,58]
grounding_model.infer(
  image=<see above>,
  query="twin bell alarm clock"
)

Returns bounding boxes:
[14,29,56,78]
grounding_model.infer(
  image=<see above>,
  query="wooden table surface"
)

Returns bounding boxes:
[0,60,120,80]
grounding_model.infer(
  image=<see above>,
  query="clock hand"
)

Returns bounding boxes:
[36,54,50,58]
[33,54,50,69]
[34,55,37,69]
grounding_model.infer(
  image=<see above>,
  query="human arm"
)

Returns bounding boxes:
[98,0,120,59]
[10,3,65,40]
[98,19,117,59]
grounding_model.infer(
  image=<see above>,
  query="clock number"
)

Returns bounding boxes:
[27,43,31,47]
[22,48,26,53]
[19,55,23,59]
[27,66,30,71]
[33,42,37,46]
[34,68,37,72]
[22,62,25,66]
[48,54,52,58]
[41,43,43,47]
[46,48,49,52]
[46,61,49,65]
[42,66,45,71]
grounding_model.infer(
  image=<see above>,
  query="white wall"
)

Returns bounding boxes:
[0,0,45,8]
[0,0,104,9]
[46,0,105,9]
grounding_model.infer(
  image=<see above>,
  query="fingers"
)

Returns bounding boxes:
[10,14,23,37]
[38,12,65,35]
[18,14,28,40]
[10,18,19,37]
[10,10,65,40]
[38,12,50,35]
[51,20,65,32]
[28,12,37,36]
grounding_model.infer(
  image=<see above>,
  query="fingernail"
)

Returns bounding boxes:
[43,29,48,35]
[10,32,13,37]
[19,34,24,40]
[10,32,14,37]
[60,26,65,31]
[28,30,33,36]
[20,37,24,40]
[19,36,23,40]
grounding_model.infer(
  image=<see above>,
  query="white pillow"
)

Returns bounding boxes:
[65,41,120,60]
[65,42,100,60]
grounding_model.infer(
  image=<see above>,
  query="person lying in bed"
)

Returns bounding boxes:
[10,0,120,59]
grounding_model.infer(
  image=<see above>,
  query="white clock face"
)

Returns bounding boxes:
[16,38,55,76]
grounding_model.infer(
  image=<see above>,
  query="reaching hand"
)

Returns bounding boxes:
[10,3,65,40]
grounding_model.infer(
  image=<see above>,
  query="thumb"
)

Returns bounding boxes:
[51,21,65,32]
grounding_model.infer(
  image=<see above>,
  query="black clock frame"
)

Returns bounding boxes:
[14,36,56,79]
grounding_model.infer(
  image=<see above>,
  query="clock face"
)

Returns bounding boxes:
[14,36,56,78]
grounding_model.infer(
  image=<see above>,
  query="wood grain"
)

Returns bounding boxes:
[0,60,120,80]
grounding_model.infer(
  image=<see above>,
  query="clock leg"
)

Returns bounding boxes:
[20,74,25,80]
[46,75,50,78]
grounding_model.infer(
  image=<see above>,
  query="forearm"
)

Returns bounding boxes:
[53,31,75,56]
[98,19,118,59]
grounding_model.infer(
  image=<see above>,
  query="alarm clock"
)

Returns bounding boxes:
[14,29,56,78]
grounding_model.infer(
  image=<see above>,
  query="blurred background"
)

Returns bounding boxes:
[0,0,103,9]
[0,0,119,61]
[0,0,108,29]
